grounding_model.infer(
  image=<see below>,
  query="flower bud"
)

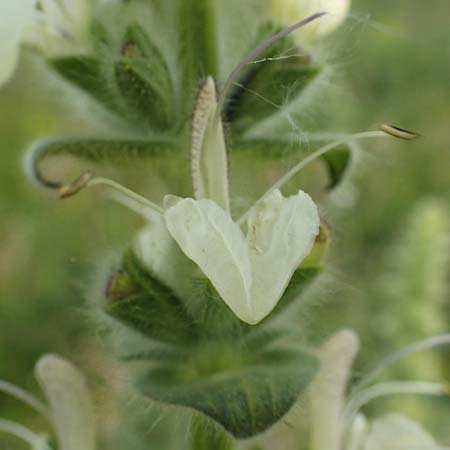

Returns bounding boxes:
[271,0,351,44]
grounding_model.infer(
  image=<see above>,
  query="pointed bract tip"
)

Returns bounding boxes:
[324,328,360,357]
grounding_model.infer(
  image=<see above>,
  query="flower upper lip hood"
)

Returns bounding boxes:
[0,0,92,87]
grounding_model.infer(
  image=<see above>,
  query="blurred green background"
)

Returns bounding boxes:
[0,0,449,447]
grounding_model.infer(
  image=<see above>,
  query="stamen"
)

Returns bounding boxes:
[0,419,51,450]
[0,380,49,417]
[215,12,327,122]
[238,130,387,225]
[343,381,449,431]
[233,82,282,109]
[342,334,450,444]
[58,171,95,198]
[381,124,419,140]
[25,139,163,216]
[87,177,164,214]
[353,333,450,392]
[61,175,164,215]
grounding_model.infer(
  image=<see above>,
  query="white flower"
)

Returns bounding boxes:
[131,189,319,326]
[110,77,319,325]
[0,0,92,86]
[271,0,351,43]
[0,354,96,450]
[308,331,450,450]
[141,78,319,324]
[164,189,319,324]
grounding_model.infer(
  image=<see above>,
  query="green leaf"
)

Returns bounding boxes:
[104,251,198,346]
[243,328,291,352]
[26,136,178,190]
[138,346,319,438]
[52,22,178,131]
[185,275,253,338]
[114,60,172,130]
[51,55,122,115]
[189,414,234,450]
[121,347,188,365]
[300,222,331,268]
[28,136,176,173]
[115,23,175,131]
[121,22,168,64]
[222,22,321,133]
[230,62,321,134]
[321,145,352,189]
[45,137,177,161]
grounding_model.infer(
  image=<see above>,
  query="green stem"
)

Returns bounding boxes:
[189,415,234,450]
[204,0,218,76]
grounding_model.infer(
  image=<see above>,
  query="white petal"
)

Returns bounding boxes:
[35,354,96,450]
[363,414,439,450]
[165,198,253,322]
[134,214,194,299]
[0,0,35,86]
[247,189,319,322]
[108,191,192,299]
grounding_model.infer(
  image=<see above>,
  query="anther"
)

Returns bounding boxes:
[58,171,95,199]
[381,124,419,140]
